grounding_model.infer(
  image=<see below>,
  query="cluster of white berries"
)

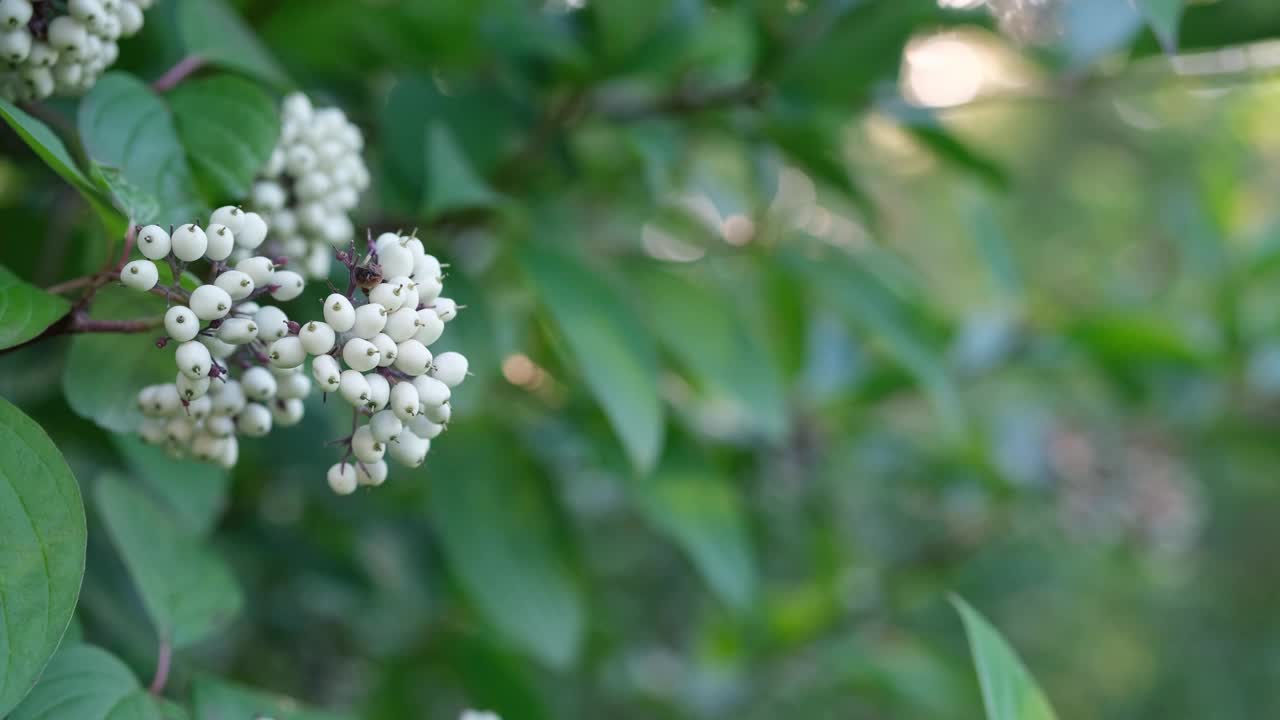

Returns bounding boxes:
[122,210,467,495]
[0,0,151,101]
[245,92,371,279]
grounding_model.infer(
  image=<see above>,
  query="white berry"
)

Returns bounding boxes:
[237,256,275,287]
[171,223,207,262]
[351,303,387,339]
[120,259,157,291]
[254,305,289,340]
[236,211,268,249]
[394,339,431,376]
[209,206,245,236]
[390,381,419,422]
[312,354,342,392]
[237,403,272,436]
[369,410,402,443]
[327,462,357,495]
[269,336,306,369]
[351,425,384,464]
[323,293,355,332]
[338,369,370,406]
[175,340,211,379]
[299,320,335,355]
[343,337,380,372]
[204,223,235,261]
[189,284,233,321]
[136,224,170,260]
[214,270,255,300]
[429,351,468,387]
[270,270,305,301]
[241,366,277,401]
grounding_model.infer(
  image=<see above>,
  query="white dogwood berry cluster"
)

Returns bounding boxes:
[317,230,466,495]
[245,92,371,279]
[0,0,151,101]
[121,211,466,494]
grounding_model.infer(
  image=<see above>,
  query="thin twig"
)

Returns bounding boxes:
[152,55,205,93]
[148,638,171,695]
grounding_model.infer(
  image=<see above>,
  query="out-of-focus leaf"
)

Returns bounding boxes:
[1060,0,1144,69]
[175,0,291,88]
[520,242,664,474]
[112,435,229,537]
[90,164,161,224]
[429,427,584,669]
[1070,313,1209,367]
[0,265,70,350]
[591,0,675,60]
[445,632,553,720]
[6,645,161,720]
[632,453,758,610]
[157,699,191,720]
[970,203,1023,300]
[1136,0,1183,52]
[766,120,876,226]
[423,121,499,219]
[95,474,243,649]
[192,677,350,720]
[0,99,123,231]
[63,287,170,433]
[78,73,203,222]
[168,75,280,202]
[629,264,788,440]
[0,396,86,717]
[953,597,1059,720]
[786,250,966,438]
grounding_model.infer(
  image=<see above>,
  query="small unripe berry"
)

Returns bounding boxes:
[241,366,278,401]
[254,305,290,341]
[312,354,342,392]
[136,224,171,260]
[217,317,258,344]
[369,410,402,443]
[163,302,198,340]
[236,256,275,286]
[209,206,245,236]
[204,223,235,261]
[351,424,384,464]
[323,293,356,332]
[186,395,212,421]
[199,334,237,359]
[356,459,387,487]
[139,417,166,444]
[270,270,305,301]
[412,375,451,407]
[414,254,443,282]
[414,309,444,346]
[236,211,268,249]
[205,414,235,438]
[390,381,419,422]
[338,369,370,406]
[299,320,336,355]
[189,284,233,321]
[121,259,158,291]
[213,270,255,300]
[351,303,387,339]
[365,372,390,411]
[237,403,272,437]
[342,337,380,372]
[429,351,468,387]
[48,16,87,56]
[369,282,405,311]
[175,372,210,401]
[378,240,414,278]
[408,415,444,439]
[171,223,208,262]
[434,298,458,322]
[389,428,429,468]
[0,0,33,29]
[269,336,306,369]
[149,383,182,415]
[271,397,305,426]
[276,370,311,400]
[175,340,212,379]
[384,307,419,342]
[327,462,357,495]
[423,401,451,425]
[394,339,431,376]
[165,416,193,445]
[217,437,239,470]
[371,333,397,367]
[211,380,246,415]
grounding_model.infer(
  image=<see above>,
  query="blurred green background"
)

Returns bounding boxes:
[6,0,1280,717]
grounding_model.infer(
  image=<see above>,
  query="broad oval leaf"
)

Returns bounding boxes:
[169,75,280,201]
[632,453,757,611]
[520,242,664,474]
[423,121,499,219]
[953,597,1059,720]
[1137,0,1184,51]
[176,0,291,88]
[193,677,351,720]
[63,287,171,433]
[0,397,86,716]
[95,473,243,649]
[0,265,70,350]
[79,72,204,222]
[90,164,161,225]
[7,644,161,720]
[429,426,584,669]
[112,435,229,537]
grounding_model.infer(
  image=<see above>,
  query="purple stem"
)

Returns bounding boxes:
[152,55,206,93]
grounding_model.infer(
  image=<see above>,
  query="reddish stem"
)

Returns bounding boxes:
[152,55,205,93]
[148,638,171,695]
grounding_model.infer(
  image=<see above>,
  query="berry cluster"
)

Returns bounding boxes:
[245,92,371,278]
[123,210,467,494]
[0,0,151,101]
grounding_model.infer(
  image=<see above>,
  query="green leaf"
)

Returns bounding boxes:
[953,597,1059,720]
[95,473,243,649]
[63,287,171,433]
[632,454,757,610]
[157,699,191,720]
[193,677,350,720]
[0,99,124,230]
[767,120,877,227]
[0,397,86,717]
[423,121,499,219]
[169,75,280,202]
[429,427,584,669]
[175,0,291,88]
[112,435,230,537]
[520,242,664,474]
[630,265,788,440]
[0,265,71,350]
[90,164,161,224]
[78,73,204,223]
[7,645,162,720]
[1136,0,1183,52]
